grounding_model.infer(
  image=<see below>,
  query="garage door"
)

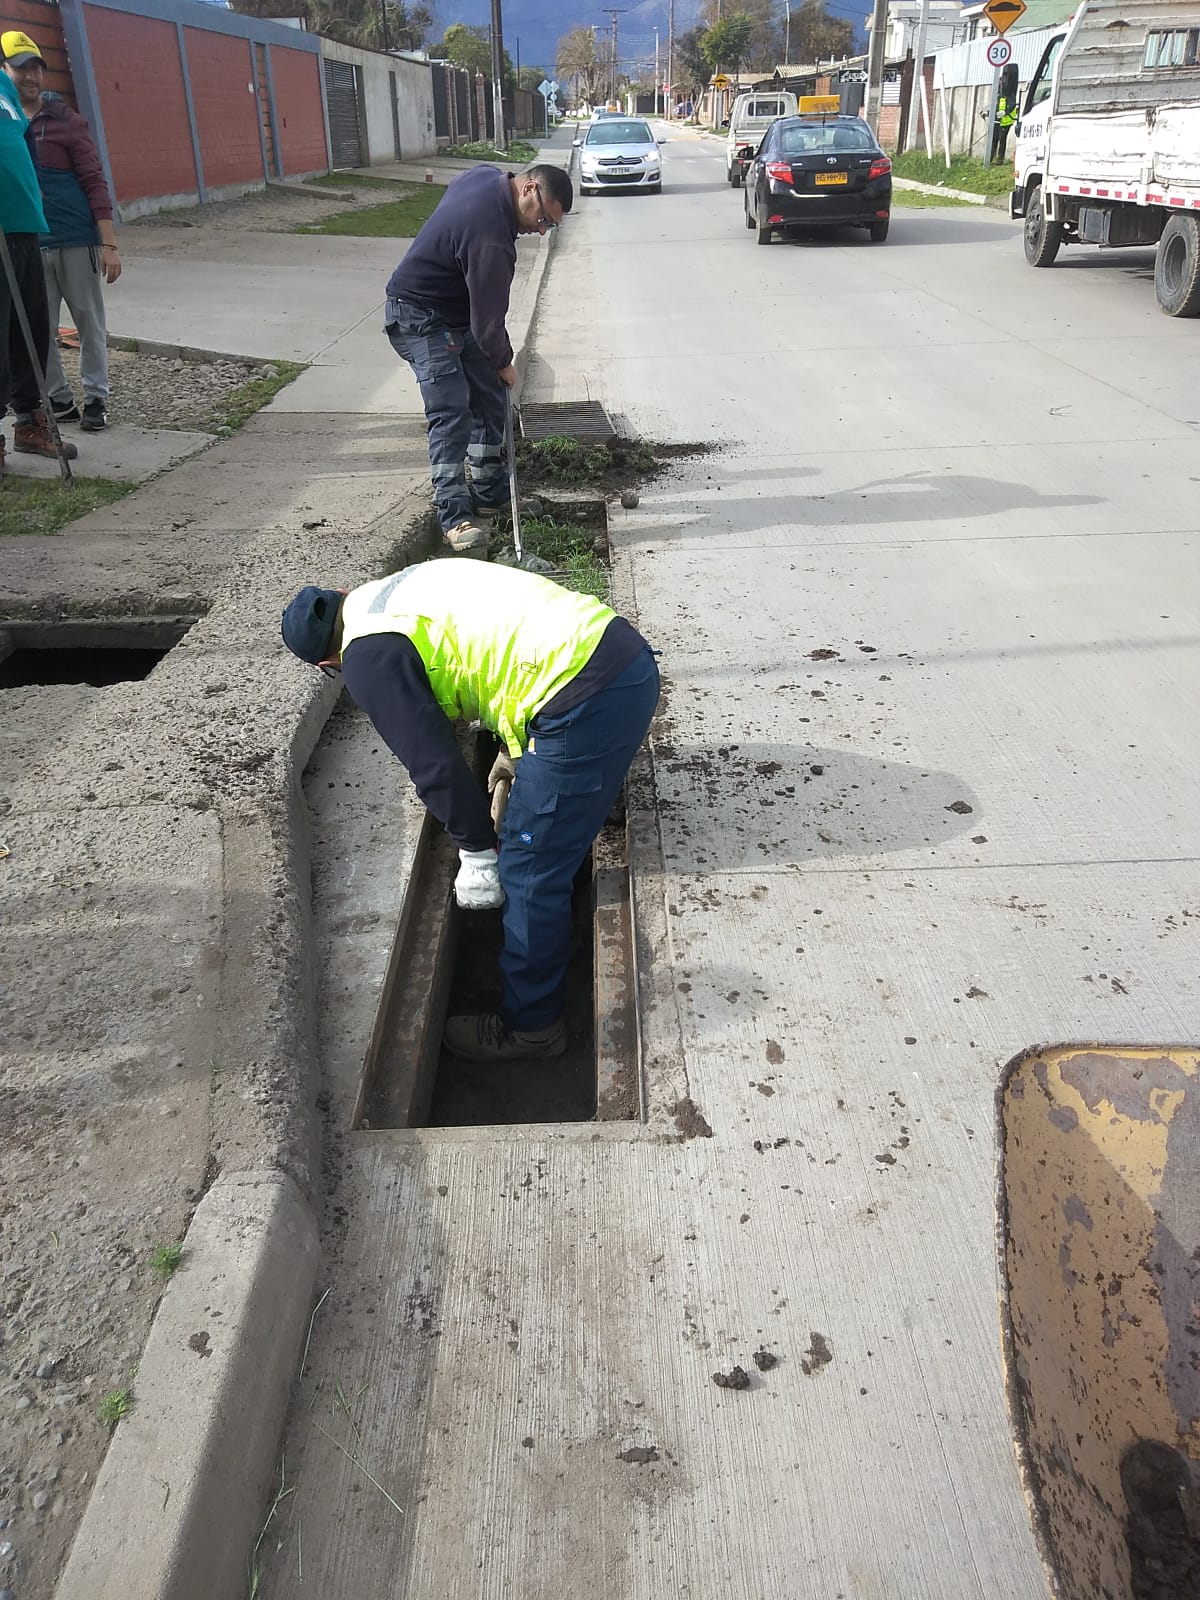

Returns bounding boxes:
[324,60,363,169]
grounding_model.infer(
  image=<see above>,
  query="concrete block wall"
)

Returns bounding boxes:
[268,43,327,176]
[183,27,262,190]
[84,5,196,204]
[319,40,435,165]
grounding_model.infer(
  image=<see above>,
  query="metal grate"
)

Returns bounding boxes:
[519,400,617,445]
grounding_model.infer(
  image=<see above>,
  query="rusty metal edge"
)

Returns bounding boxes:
[991,1037,1192,1600]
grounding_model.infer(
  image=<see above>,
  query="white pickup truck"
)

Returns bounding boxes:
[1010,0,1200,315]
[725,90,798,186]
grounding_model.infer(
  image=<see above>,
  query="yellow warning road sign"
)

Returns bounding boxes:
[712,73,730,89]
[983,0,1026,34]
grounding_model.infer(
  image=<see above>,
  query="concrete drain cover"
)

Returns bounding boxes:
[519,400,617,445]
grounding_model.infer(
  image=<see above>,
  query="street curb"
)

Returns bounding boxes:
[106,333,290,370]
[55,1172,320,1600]
[892,176,989,206]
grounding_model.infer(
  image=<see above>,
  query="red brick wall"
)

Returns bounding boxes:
[84,4,195,202]
[4,0,72,104]
[268,45,326,176]
[184,26,261,189]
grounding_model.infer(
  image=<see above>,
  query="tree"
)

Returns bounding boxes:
[229,0,433,52]
[516,66,548,95]
[436,22,493,78]
[673,25,711,95]
[700,0,781,71]
[556,25,604,104]
[787,0,855,63]
[700,13,755,76]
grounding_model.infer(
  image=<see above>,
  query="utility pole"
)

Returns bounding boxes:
[666,0,674,118]
[784,4,791,66]
[490,0,507,146]
[601,8,627,104]
[379,0,391,53]
[654,27,660,115]
[864,0,889,133]
[905,0,931,151]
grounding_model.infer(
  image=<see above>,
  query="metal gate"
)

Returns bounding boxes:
[323,60,364,169]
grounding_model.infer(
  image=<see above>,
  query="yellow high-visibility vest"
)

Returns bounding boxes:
[339,561,617,756]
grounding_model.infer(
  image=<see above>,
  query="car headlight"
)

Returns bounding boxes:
[645,152,660,165]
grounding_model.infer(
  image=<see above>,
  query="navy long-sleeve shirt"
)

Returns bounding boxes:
[340,619,646,851]
[385,165,517,371]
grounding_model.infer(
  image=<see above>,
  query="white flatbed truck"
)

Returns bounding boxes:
[1010,0,1200,314]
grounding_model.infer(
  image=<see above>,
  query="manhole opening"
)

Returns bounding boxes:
[0,618,197,688]
[356,739,639,1132]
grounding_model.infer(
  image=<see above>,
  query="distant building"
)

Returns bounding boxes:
[865,0,966,58]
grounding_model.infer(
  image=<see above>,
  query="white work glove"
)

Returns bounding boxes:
[455,847,503,910]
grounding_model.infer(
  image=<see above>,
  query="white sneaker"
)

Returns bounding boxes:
[444,519,488,556]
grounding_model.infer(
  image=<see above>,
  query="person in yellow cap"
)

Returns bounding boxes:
[0,29,77,466]
[3,29,119,432]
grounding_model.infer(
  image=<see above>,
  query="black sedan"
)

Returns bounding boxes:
[743,115,892,244]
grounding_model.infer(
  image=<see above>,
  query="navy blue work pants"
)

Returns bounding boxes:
[498,647,661,1031]
[384,295,508,533]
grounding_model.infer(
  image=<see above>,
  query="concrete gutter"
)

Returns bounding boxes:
[50,203,562,1600]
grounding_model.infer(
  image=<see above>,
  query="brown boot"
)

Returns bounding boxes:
[13,412,78,460]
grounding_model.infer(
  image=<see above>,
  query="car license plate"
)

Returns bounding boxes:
[815,171,848,186]
[605,167,635,176]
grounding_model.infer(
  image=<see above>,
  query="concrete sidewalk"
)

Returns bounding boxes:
[1,140,569,1600]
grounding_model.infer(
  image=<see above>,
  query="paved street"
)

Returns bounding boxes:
[254,129,1200,1599]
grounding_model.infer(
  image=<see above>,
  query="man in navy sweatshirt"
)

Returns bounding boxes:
[384,162,572,555]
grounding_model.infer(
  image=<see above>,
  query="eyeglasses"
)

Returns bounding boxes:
[534,184,559,232]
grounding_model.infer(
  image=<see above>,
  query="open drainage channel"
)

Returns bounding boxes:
[351,765,638,1131]
[353,495,639,1130]
[0,616,197,687]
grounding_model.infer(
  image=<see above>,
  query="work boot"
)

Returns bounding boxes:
[443,519,488,556]
[442,1012,567,1062]
[474,496,542,521]
[13,413,78,460]
[81,398,107,432]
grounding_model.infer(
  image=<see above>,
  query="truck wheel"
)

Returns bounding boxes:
[730,163,742,188]
[1155,214,1200,317]
[1024,184,1062,267]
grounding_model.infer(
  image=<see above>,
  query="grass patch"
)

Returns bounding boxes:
[99,1387,133,1429]
[892,188,973,209]
[890,151,1012,197]
[310,171,410,190]
[294,185,445,238]
[445,139,538,163]
[150,1242,184,1280]
[514,434,657,488]
[0,473,133,538]
[203,359,305,434]
[487,514,609,601]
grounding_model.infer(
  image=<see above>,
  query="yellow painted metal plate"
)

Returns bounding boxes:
[997,1045,1200,1600]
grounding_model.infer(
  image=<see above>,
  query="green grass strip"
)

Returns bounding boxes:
[445,139,538,163]
[890,151,1012,197]
[0,473,134,538]
[294,186,445,238]
[891,189,973,209]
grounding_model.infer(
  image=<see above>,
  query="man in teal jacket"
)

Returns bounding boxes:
[0,46,76,464]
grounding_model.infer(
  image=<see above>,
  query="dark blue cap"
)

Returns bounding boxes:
[281,585,344,665]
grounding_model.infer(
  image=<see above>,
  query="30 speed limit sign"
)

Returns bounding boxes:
[986,36,1013,67]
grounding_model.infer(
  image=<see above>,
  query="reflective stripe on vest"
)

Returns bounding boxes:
[339,561,617,756]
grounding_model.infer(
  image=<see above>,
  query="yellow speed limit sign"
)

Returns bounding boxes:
[712,73,730,89]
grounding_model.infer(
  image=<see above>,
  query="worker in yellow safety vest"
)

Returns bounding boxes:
[281,559,659,1062]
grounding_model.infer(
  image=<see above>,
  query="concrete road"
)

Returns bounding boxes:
[256,129,1200,1598]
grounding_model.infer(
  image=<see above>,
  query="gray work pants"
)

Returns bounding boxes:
[42,245,109,403]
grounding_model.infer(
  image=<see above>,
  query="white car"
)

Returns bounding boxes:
[574,117,663,195]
